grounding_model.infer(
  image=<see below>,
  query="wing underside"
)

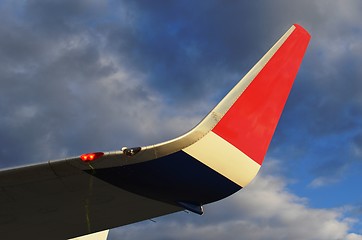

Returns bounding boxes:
[0,162,181,239]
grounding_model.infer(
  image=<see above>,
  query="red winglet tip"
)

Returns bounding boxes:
[293,24,311,39]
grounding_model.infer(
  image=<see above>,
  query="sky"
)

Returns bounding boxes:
[0,0,361,239]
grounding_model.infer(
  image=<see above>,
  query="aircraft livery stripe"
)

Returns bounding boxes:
[90,150,242,205]
[212,24,311,165]
[68,230,109,240]
[183,131,260,187]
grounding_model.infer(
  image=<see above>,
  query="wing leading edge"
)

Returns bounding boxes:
[0,24,310,239]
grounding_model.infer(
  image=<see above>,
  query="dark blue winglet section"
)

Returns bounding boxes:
[87,151,241,206]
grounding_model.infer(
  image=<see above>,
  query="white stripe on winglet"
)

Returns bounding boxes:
[183,131,260,187]
[68,230,109,240]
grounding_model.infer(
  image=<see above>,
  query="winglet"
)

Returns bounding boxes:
[182,24,310,187]
[212,24,311,165]
[77,24,310,190]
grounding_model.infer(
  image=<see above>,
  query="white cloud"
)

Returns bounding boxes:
[109,164,361,240]
[346,233,362,240]
[309,176,339,188]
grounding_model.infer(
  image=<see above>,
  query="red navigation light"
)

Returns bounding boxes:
[80,152,104,162]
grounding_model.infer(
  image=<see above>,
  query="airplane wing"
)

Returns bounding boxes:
[0,24,310,239]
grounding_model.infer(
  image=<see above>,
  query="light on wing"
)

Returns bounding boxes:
[80,152,104,162]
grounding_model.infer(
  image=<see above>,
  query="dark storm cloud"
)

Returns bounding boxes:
[0,0,175,167]
[101,1,285,106]
[0,0,281,167]
[23,0,106,35]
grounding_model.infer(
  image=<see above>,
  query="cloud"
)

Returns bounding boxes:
[346,234,362,240]
[352,133,362,159]
[0,0,202,168]
[109,164,361,240]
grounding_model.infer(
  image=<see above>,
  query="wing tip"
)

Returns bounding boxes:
[293,23,311,39]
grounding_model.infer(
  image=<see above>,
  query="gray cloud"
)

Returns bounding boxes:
[352,133,362,159]
[0,0,188,167]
